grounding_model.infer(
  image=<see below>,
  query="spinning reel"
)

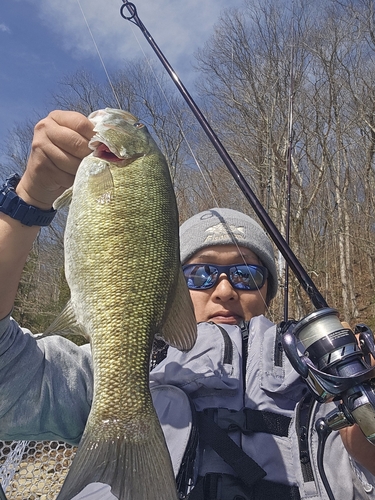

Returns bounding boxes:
[282,307,375,442]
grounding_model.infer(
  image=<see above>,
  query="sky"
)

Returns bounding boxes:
[0,0,243,164]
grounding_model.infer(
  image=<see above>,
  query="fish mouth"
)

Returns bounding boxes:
[92,143,125,163]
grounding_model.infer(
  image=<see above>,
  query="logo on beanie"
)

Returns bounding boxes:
[204,223,245,243]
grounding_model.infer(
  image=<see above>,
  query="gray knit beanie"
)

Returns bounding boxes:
[180,208,278,300]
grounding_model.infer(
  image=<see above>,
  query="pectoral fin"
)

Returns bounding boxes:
[44,300,89,340]
[160,268,197,351]
[53,187,73,210]
[88,163,114,204]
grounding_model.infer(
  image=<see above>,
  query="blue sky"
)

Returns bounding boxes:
[1,0,243,164]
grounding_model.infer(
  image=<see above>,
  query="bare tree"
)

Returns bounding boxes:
[192,0,375,322]
[4,0,375,328]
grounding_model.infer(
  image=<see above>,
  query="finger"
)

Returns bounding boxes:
[20,111,95,207]
[33,111,94,172]
[47,109,95,143]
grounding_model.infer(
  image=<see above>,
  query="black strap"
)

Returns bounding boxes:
[212,324,234,364]
[274,320,297,367]
[176,393,199,498]
[197,412,266,490]
[295,393,315,483]
[253,478,300,500]
[203,408,291,437]
[239,320,250,383]
[244,408,291,436]
[189,473,301,500]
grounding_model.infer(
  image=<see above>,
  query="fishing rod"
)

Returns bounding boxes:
[118,5,375,497]
[119,0,327,312]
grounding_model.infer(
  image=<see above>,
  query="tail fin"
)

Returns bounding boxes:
[57,415,178,500]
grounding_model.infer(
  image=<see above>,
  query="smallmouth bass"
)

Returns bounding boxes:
[52,108,197,500]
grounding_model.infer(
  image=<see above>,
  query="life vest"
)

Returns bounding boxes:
[150,317,375,500]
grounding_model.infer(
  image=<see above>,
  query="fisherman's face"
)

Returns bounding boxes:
[185,244,268,325]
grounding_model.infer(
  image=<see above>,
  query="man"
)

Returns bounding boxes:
[0,111,375,499]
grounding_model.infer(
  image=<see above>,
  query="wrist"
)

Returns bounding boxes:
[15,181,54,211]
[0,174,57,227]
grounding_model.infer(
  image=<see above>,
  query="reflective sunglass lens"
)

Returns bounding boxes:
[184,265,217,289]
[230,265,265,289]
[183,264,267,291]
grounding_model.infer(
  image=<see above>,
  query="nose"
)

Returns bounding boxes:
[212,273,237,300]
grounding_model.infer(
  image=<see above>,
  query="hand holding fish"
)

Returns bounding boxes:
[17,110,94,210]
[0,110,93,323]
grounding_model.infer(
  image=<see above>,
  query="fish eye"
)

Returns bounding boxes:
[133,122,144,129]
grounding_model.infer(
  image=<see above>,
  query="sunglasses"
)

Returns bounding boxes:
[182,263,268,291]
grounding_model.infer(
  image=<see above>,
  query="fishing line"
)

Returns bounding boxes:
[73,1,276,319]
[127,15,274,316]
[126,17,220,208]
[75,0,122,110]
[123,5,273,318]
[119,1,328,311]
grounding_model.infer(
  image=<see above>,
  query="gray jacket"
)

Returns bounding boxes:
[0,314,374,499]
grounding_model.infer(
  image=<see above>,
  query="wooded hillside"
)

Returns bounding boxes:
[2,0,375,331]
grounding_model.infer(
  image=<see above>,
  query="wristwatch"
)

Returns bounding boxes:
[0,174,57,227]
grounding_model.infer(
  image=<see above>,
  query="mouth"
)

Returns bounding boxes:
[92,143,124,163]
[210,312,242,325]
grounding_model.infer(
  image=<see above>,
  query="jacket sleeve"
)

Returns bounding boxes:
[0,315,93,445]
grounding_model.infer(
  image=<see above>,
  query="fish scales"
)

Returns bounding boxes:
[53,109,197,500]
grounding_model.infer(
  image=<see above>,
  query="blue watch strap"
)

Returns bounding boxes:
[0,174,57,227]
